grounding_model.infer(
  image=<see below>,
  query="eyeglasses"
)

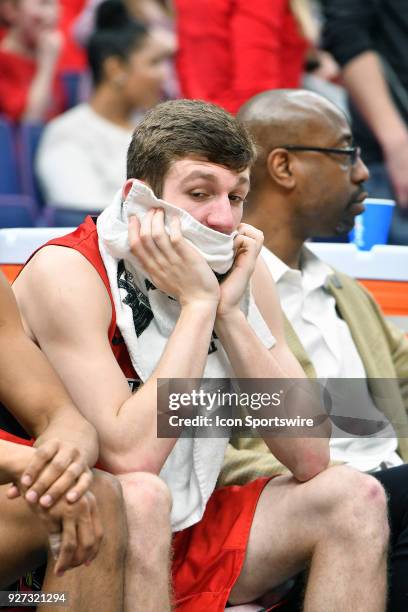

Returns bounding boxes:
[278,145,361,166]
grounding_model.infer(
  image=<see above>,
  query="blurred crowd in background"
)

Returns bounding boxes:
[0,0,407,243]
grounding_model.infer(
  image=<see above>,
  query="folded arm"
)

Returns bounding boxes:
[215,250,330,482]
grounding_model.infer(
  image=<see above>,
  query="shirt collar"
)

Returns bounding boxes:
[261,245,333,291]
[261,246,289,283]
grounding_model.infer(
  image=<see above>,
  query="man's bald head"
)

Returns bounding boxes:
[238,89,346,147]
[238,89,350,192]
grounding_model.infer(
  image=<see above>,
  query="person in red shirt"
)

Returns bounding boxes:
[0,0,65,121]
[174,0,309,114]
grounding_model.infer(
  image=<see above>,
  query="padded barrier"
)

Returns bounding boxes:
[1,230,407,329]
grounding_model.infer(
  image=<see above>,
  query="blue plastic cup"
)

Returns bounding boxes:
[349,198,395,250]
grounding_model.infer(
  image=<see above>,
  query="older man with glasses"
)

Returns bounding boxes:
[220,88,408,612]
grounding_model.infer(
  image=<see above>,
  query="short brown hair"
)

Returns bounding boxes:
[127,99,256,196]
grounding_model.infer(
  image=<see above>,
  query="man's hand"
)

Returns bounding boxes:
[128,209,220,307]
[1,441,102,574]
[7,439,93,508]
[29,490,103,576]
[384,137,408,209]
[217,223,264,318]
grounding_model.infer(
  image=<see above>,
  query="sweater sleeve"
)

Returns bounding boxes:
[384,320,408,414]
[355,279,408,414]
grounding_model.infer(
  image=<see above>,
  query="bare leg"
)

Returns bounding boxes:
[0,490,46,587]
[229,466,389,612]
[0,471,127,612]
[39,471,127,612]
[118,472,173,612]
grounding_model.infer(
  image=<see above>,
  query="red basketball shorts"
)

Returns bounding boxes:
[172,477,275,611]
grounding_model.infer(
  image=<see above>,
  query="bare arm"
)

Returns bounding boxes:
[342,52,408,207]
[214,230,330,481]
[0,271,96,461]
[0,437,102,575]
[0,272,104,572]
[14,214,220,475]
[0,439,33,485]
[0,270,99,507]
[342,52,407,150]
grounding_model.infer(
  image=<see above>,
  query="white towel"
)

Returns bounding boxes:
[97,180,275,531]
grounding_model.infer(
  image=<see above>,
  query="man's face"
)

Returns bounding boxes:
[161,157,250,234]
[292,113,369,237]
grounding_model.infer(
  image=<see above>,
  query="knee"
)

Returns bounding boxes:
[118,472,172,529]
[317,466,389,543]
[331,466,387,513]
[118,472,172,564]
[90,470,127,560]
[91,469,125,515]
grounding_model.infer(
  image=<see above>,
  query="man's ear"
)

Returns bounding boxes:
[122,179,134,201]
[266,149,296,190]
[103,55,128,85]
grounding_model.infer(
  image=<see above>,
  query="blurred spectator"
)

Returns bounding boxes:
[174,0,313,114]
[73,0,177,100]
[127,0,178,100]
[36,0,167,211]
[323,0,408,245]
[0,0,65,122]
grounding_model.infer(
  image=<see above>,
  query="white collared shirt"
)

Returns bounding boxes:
[261,246,402,472]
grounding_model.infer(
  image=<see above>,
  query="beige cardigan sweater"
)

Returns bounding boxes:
[219,271,408,486]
